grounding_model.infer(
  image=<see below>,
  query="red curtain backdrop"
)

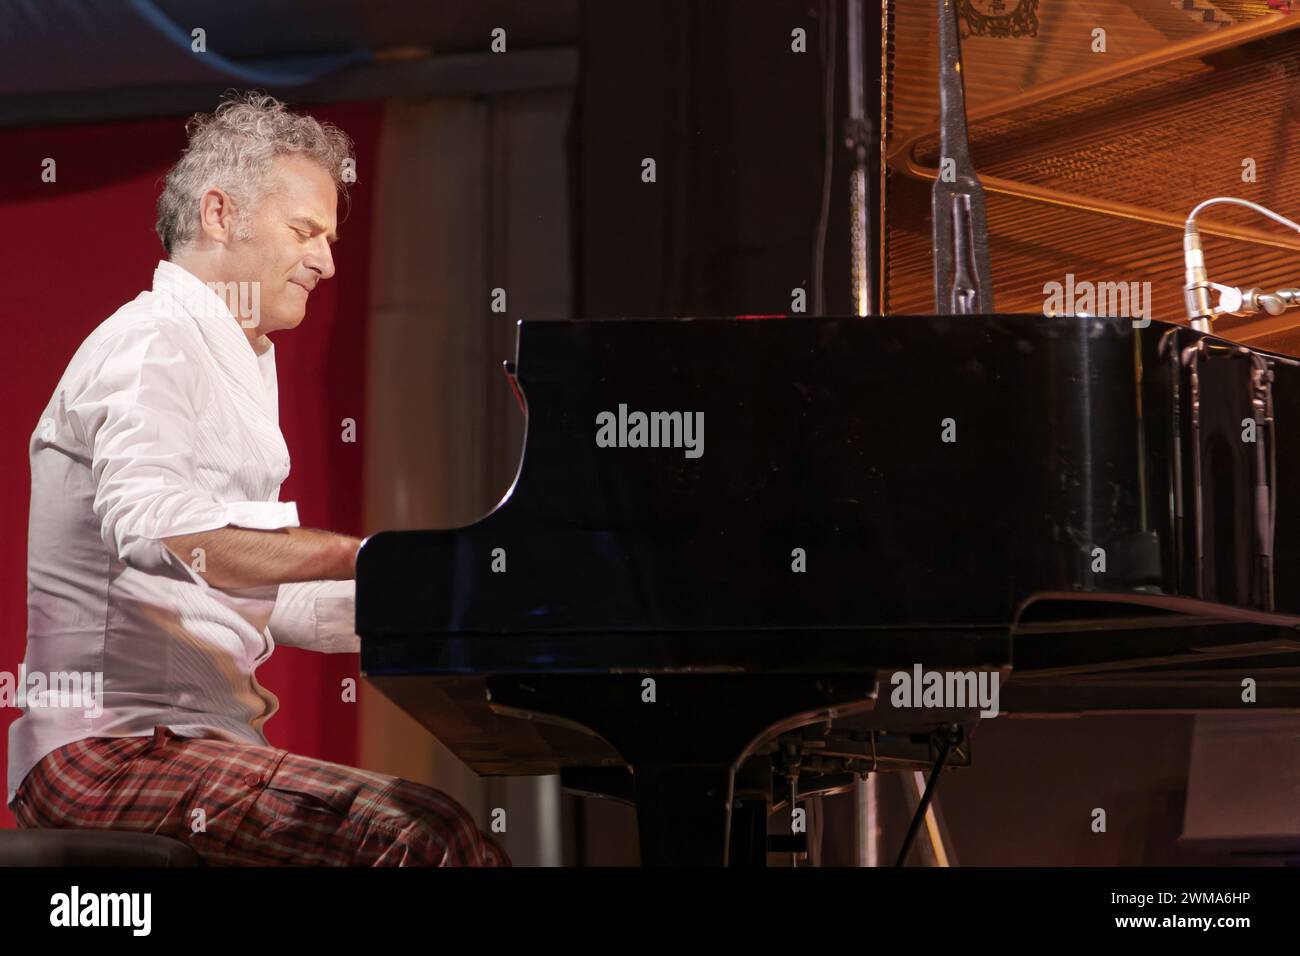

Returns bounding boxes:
[0,100,383,828]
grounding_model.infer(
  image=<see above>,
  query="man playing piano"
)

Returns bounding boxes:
[5,91,507,866]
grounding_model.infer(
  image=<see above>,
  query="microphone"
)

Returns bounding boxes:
[1183,197,1300,332]
[1183,223,1213,332]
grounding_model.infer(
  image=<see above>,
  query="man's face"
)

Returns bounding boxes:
[223,153,338,336]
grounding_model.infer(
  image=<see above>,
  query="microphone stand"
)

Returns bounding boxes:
[1183,197,1300,331]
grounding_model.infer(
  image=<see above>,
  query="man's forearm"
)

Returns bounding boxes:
[161,526,362,588]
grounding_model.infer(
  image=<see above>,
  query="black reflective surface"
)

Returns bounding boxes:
[358,314,1300,674]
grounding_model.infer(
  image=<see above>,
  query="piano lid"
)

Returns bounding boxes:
[884,0,1300,352]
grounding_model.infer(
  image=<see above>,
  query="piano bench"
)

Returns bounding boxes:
[0,828,204,866]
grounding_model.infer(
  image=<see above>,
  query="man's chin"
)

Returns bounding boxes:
[257,304,307,335]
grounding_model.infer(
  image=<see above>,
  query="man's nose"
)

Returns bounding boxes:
[306,242,335,281]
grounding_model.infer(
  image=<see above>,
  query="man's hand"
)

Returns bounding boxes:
[161,526,362,589]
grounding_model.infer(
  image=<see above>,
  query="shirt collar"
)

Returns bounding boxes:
[151,259,277,356]
[152,259,240,327]
[152,259,279,412]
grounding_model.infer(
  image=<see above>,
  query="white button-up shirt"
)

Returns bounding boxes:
[6,260,358,807]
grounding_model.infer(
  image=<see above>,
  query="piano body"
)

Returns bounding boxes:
[358,312,1300,864]
[357,1,1300,865]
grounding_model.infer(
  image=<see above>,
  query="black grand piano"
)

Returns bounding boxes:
[355,1,1300,865]
[357,311,1300,864]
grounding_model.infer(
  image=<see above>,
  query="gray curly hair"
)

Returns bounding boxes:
[155,91,354,255]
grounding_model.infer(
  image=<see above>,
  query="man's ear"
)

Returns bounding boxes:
[196,187,235,245]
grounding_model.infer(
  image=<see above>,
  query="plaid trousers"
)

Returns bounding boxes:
[10,726,510,866]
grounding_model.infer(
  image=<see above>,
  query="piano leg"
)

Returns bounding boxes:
[631,763,738,865]
[486,674,877,866]
[727,756,775,866]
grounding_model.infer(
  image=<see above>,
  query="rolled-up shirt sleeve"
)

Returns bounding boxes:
[66,319,299,583]
[268,579,359,653]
